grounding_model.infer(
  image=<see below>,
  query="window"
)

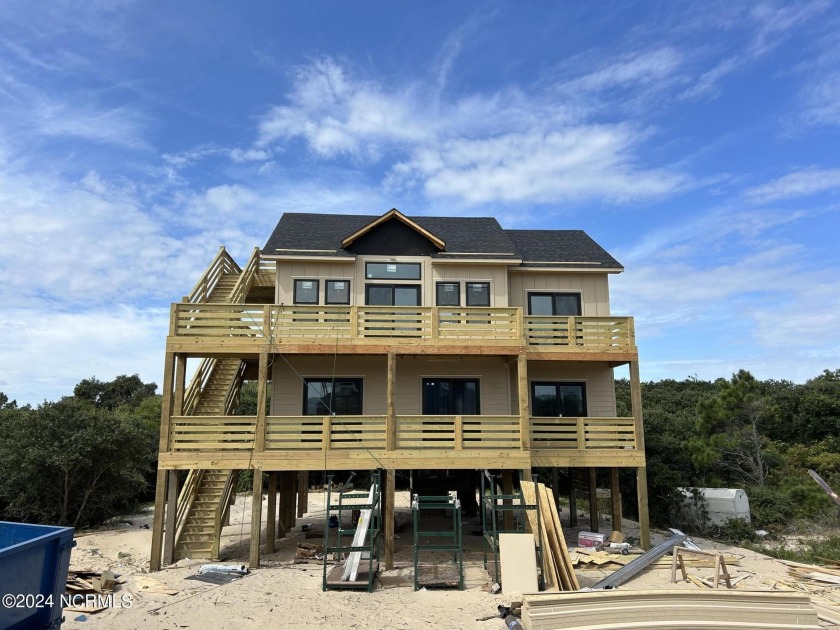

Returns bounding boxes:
[436,282,460,306]
[466,282,490,307]
[294,279,319,304]
[531,382,586,417]
[365,284,421,306]
[326,280,350,305]
[303,378,363,415]
[422,379,480,415]
[365,262,421,280]
[527,292,581,316]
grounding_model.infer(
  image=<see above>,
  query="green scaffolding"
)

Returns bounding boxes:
[412,493,464,590]
[322,470,382,592]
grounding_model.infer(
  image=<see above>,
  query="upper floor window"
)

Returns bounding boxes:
[326,280,351,305]
[436,282,460,307]
[365,262,421,280]
[365,284,421,306]
[527,292,581,316]
[466,282,490,307]
[294,279,319,304]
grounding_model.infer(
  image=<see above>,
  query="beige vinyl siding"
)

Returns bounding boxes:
[508,272,611,315]
[395,356,512,415]
[430,263,509,307]
[276,261,355,305]
[270,356,387,415]
[527,363,617,417]
[270,356,512,416]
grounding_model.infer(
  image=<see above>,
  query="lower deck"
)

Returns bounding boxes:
[159,414,645,470]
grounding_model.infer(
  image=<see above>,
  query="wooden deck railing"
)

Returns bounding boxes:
[170,415,639,453]
[171,303,634,350]
[530,417,637,449]
[524,316,634,348]
[170,415,258,451]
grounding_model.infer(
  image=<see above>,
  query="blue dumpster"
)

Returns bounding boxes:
[0,521,75,630]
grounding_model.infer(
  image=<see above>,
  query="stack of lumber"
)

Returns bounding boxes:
[520,481,579,591]
[520,590,821,630]
[781,559,840,586]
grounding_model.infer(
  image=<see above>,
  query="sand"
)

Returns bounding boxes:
[57,491,821,629]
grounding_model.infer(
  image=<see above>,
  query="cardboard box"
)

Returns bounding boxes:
[578,531,607,548]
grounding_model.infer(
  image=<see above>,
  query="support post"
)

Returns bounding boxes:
[290,472,298,528]
[172,354,187,416]
[384,469,396,570]
[277,475,286,539]
[588,468,599,533]
[386,352,396,451]
[249,469,263,568]
[569,483,578,527]
[552,468,560,505]
[266,473,277,554]
[629,359,650,550]
[610,467,622,531]
[149,469,168,572]
[297,471,308,518]
[517,354,530,450]
[163,470,179,565]
[254,350,269,452]
[150,350,175,572]
[502,470,514,530]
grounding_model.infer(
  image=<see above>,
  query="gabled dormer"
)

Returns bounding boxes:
[341,208,445,256]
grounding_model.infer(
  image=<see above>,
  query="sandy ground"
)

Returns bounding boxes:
[58,490,823,630]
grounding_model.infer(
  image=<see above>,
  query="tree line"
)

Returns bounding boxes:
[615,368,840,534]
[0,369,837,532]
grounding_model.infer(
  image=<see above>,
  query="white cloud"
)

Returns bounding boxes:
[554,47,684,94]
[681,0,830,100]
[743,168,840,203]
[256,57,688,206]
[800,72,840,128]
[399,126,687,205]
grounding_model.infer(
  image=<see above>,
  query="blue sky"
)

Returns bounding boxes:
[1,1,839,404]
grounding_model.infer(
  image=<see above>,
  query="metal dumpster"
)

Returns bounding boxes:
[0,521,75,630]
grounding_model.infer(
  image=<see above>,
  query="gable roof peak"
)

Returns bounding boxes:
[340,208,446,250]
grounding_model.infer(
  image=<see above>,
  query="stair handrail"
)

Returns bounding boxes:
[227,247,261,305]
[183,246,242,304]
[212,471,239,559]
[174,469,204,546]
[182,358,217,417]
[222,361,248,416]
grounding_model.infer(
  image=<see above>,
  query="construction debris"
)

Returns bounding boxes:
[520,590,822,630]
[591,531,687,590]
[65,570,127,614]
[520,481,579,592]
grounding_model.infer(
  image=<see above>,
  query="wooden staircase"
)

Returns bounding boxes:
[172,257,250,561]
[169,247,271,562]
[207,273,240,304]
[173,357,245,561]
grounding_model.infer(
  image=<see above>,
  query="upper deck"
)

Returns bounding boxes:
[167,303,636,361]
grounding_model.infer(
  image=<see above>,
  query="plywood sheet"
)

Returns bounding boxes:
[499,533,539,594]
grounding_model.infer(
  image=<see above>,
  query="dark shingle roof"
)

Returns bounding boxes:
[506,230,623,269]
[262,212,621,269]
